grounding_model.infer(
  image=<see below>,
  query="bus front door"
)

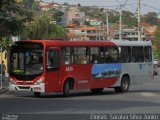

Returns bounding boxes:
[45,48,61,92]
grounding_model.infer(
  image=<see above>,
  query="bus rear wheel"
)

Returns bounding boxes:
[114,76,130,93]
[34,92,41,97]
[90,88,104,93]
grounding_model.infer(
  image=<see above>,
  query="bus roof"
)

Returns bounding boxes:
[18,40,152,47]
[19,40,116,47]
[112,40,152,46]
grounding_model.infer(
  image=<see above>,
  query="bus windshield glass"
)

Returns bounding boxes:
[10,42,44,80]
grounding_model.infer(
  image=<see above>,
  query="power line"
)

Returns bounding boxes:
[89,1,160,14]
[115,0,129,10]
[115,0,129,41]
[142,3,160,13]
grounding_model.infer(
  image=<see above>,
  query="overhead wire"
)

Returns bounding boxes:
[115,0,129,10]
[88,0,160,15]
[142,3,160,13]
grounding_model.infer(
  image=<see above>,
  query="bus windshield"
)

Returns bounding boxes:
[10,42,44,80]
[11,50,43,74]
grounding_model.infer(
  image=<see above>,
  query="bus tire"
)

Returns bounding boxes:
[114,76,130,93]
[63,80,70,97]
[34,92,41,97]
[90,88,104,93]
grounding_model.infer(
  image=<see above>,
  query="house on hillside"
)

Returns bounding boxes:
[114,29,146,41]
[144,25,157,41]
[39,1,60,11]
[89,18,103,26]
[67,25,113,41]
[66,5,85,25]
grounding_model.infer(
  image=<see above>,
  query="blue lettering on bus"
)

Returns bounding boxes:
[139,64,143,69]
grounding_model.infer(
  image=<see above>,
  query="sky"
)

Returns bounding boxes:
[43,0,160,14]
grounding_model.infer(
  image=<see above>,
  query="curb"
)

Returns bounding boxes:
[0,88,9,95]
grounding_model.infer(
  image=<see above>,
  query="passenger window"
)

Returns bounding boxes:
[105,47,118,63]
[109,47,118,63]
[144,46,152,62]
[119,46,131,63]
[99,47,105,63]
[73,47,89,64]
[132,47,144,62]
[91,47,104,63]
[91,47,99,63]
[62,47,73,65]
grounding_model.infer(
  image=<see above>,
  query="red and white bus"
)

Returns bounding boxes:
[9,40,153,97]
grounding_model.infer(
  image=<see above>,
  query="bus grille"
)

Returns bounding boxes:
[18,86,30,90]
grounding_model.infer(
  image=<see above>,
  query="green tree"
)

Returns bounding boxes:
[77,3,81,7]
[32,1,40,11]
[80,6,91,12]
[84,21,90,26]
[153,25,160,58]
[143,12,158,25]
[53,10,64,23]
[122,11,137,27]
[22,0,34,9]
[21,16,67,40]
[72,19,80,25]
[0,0,29,49]
[108,12,119,24]
[63,2,69,6]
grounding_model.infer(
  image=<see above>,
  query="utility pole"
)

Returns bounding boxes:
[106,12,109,40]
[138,0,141,41]
[119,9,122,41]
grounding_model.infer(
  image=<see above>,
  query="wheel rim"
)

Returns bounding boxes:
[122,78,129,90]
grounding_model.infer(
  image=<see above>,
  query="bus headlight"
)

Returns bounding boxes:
[34,77,44,85]
[10,78,16,84]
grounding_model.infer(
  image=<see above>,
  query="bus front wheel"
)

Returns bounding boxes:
[114,76,130,93]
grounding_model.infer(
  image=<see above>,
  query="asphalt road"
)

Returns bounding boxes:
[0,71,160,119]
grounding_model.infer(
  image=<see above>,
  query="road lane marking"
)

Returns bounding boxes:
[141,92,159,97]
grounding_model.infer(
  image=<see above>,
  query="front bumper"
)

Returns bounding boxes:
[9,83,45,93]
